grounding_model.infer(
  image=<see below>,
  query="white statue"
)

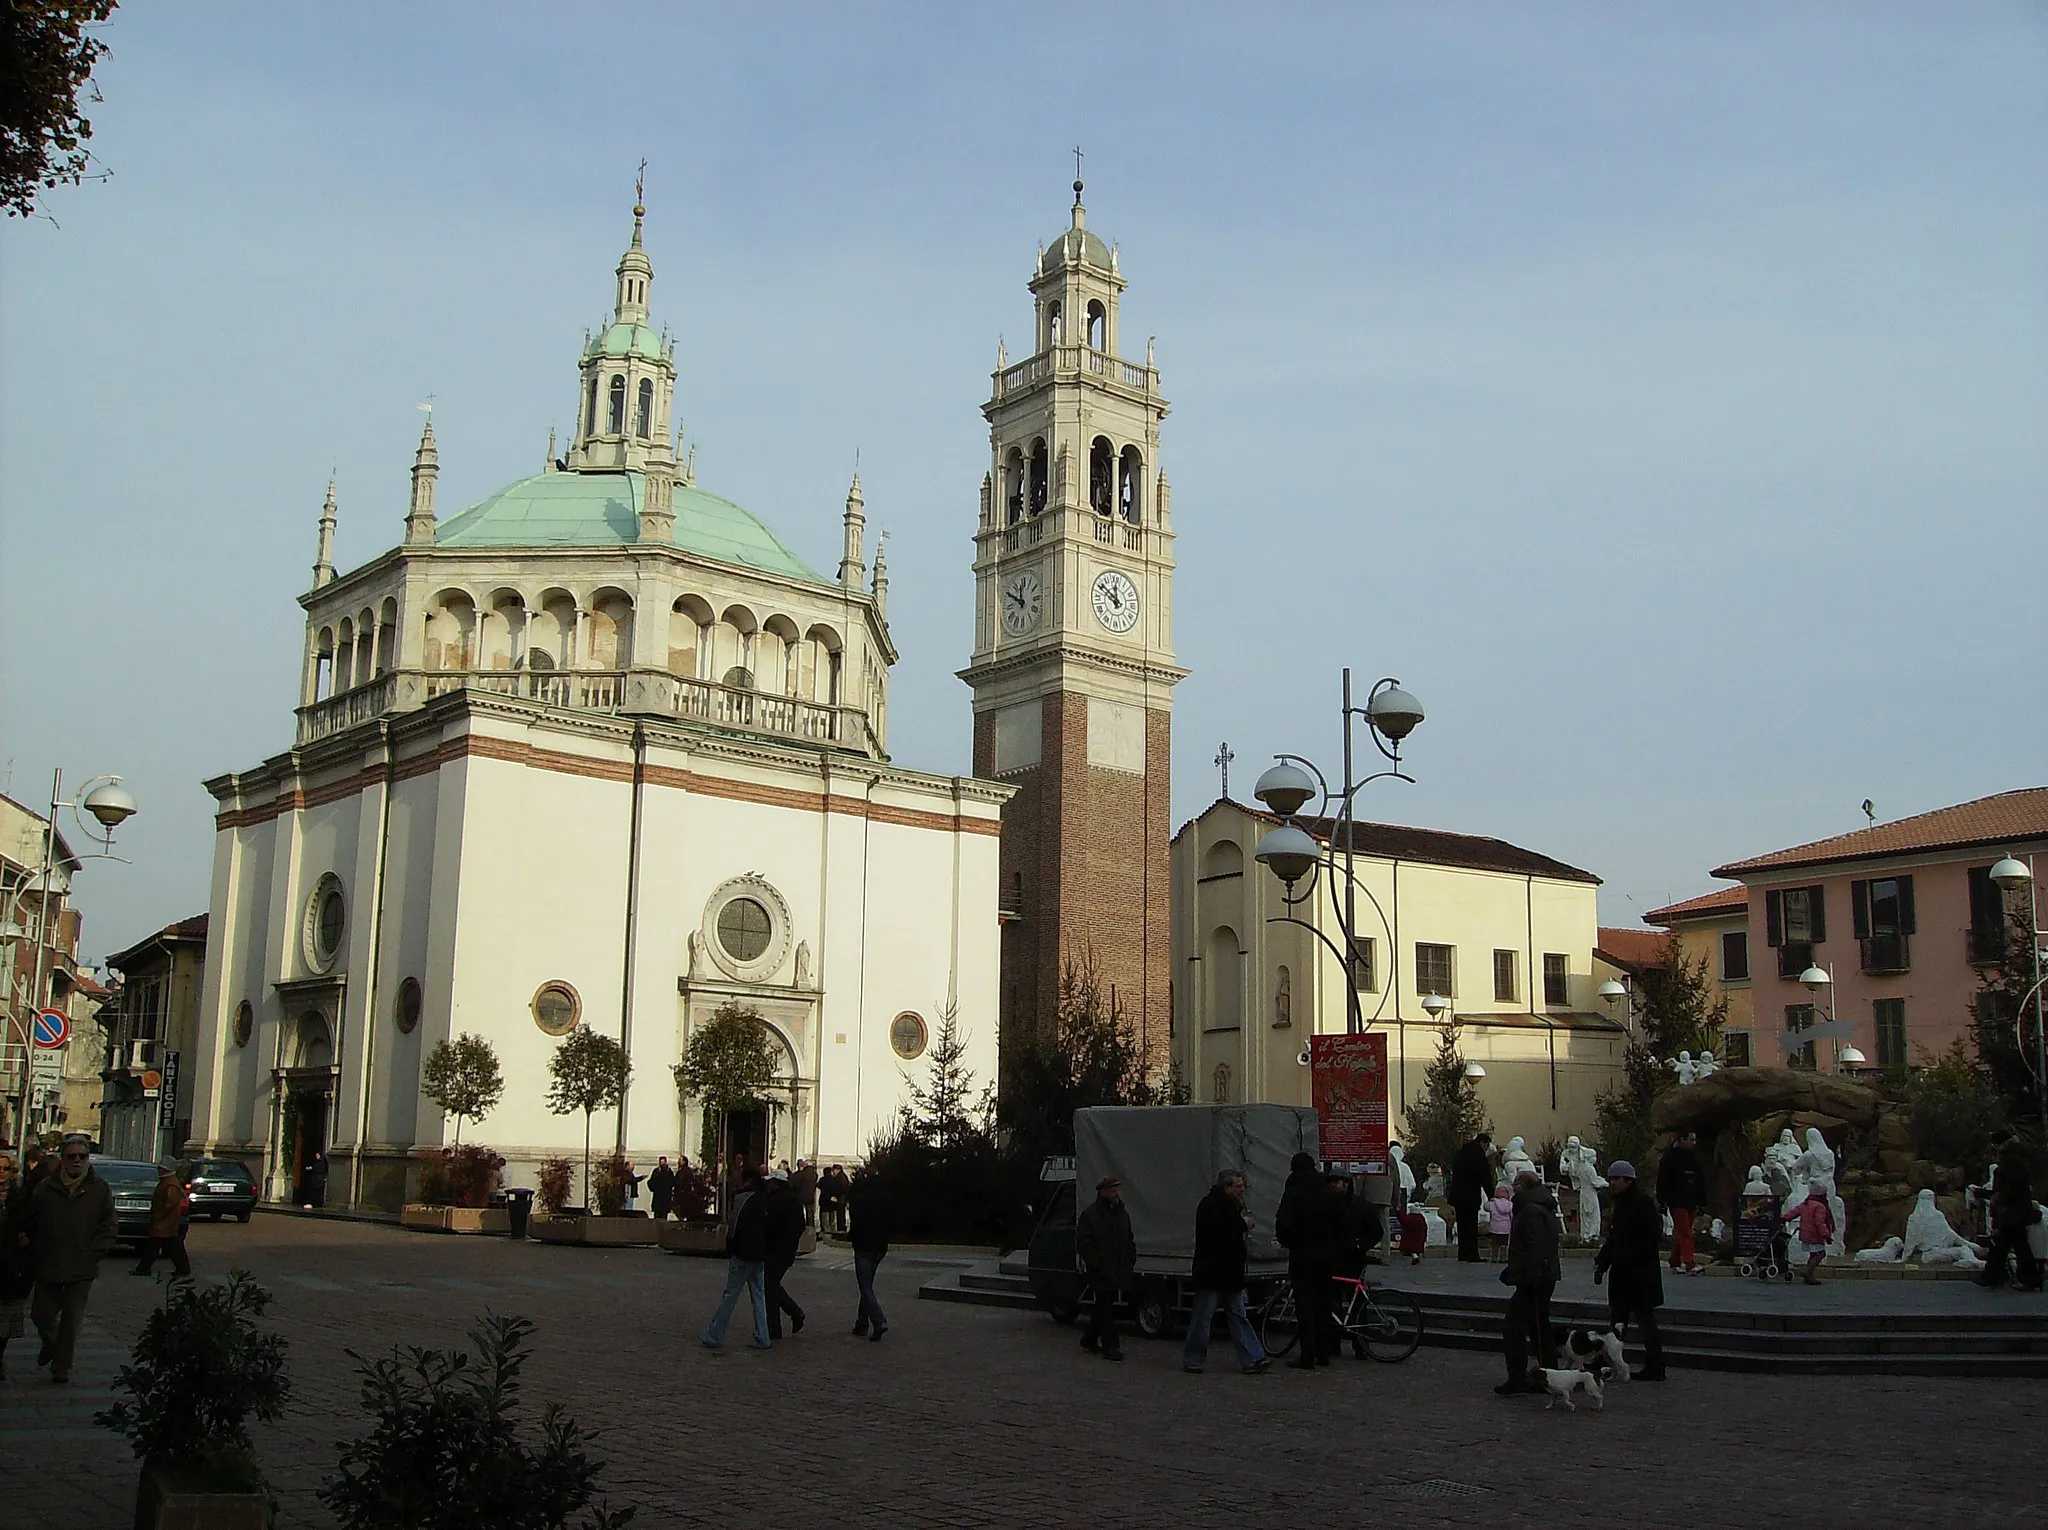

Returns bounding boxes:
[1422,1163,1446,1203]
[1742,1165,1770,1197]
[1561,1135,1602,1241]
[1419,1206,1449,1248]
[1498,1136,1537,1186]
[1763,1129,1801,1200]
[1709,1218,1727,1242]
[1796,1128,1846,1256]
[1694,1051,1720,1080]
[686,931,702,979]
[1389,1142,1416,1198]
[1854,1236,1905,1264]
[1667,1051,1698,1086]
[1901,1188,1982,1267]
[794,939,811,988]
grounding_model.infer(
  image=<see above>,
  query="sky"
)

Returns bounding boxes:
[3,4,2044,964]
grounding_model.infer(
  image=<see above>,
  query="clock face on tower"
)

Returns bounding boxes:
[1000,570,1042,636]
[1091,569,1140,634]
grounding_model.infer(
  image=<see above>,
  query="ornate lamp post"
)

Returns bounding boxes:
[1251,670,1424,1035]
[1794,963,1865,1073]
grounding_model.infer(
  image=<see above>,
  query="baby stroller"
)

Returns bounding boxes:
[1734,1189,1785,1280]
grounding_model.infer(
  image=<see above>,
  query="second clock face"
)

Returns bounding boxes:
[1091,569,1140,634]
[1000,570,1042,635]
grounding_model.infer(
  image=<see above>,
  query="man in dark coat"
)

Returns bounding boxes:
[762,1170,807,1339]
[1594,1160,1666,1380]
[1182,1170,1271,1375]
[847,1169,895,1340]
[793,1158,820,1228]
[26,1136,116,1383]
[1075,1174,1136,1361]
[700,1166,772,1349]
[1275,1153,1338,1368]
[1656,1131,1707,1276]
[647,1156,677,1221]
[1448,1132,1493,1263]
[1495,1170,1561,1394]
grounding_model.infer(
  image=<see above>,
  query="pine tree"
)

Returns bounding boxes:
[1001,954,1179,1162]
[905,1001,981,1155]
[1403,1022,1491,1180]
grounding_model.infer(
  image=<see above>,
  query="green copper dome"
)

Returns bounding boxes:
[589,322,667,362]
[434,470,826,584]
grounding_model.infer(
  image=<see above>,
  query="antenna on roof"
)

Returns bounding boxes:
[1862,798,1876,826]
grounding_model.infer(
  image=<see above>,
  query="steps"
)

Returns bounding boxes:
[920,1258,1039,1312]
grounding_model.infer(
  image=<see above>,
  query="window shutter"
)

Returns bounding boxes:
[1808,885,1827,944]
[1851,880,1870,940]
[1765,889,1783,948]
[1898,875,1915,935]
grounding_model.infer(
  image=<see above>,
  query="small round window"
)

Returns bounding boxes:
[532,981,581,1037]
[890,1012,928,1060]
[304,873,347,973]
[395,977,423,1035]
[232,1001,253,1049]
[717,898,772,963]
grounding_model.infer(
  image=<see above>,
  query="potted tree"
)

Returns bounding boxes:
[534,1156,575,1225]
[407,1034,510,1232]
[97,1272,291,1530]
[672,1002,780,1195]
[535,1031,651,1245]
[656,1159,727,1256]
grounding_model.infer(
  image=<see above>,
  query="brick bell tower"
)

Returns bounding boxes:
[961,177,1184,1076]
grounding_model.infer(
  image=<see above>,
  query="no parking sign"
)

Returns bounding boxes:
[31,1009,69,1049]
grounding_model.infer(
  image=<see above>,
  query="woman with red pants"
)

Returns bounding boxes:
[1656,1130,1706,1275]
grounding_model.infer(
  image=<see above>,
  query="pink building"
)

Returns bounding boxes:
[1694,788,2047,1072]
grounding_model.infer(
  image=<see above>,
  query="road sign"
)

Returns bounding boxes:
[31,1009,69,1048]
[159,1051,181,1127]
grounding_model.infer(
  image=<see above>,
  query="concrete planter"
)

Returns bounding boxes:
[530,1214,659,1247]
[135,1469,267,1530]
[400,1204,510,1235]
[659,1220,728,1256]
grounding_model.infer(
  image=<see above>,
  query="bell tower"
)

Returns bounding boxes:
[961,178,1183,1075]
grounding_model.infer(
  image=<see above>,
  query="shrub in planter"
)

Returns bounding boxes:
[591,1154,632,1216]
[417,1145,507,1209]
[96,1272,291,1514]
[536,1157,575,1216]
[672,1159,717,1221]
[320,1312,633,1530]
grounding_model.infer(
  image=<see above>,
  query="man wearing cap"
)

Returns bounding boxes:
[1593,1159,1666,1381]
[25,1134,116,1383]
[762,1167,807,1340]
[1076,1174,1135,1361]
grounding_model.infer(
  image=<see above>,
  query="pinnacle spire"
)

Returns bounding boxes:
[405,416,439,546]
[838,468,867,589]
[313,478,337,587]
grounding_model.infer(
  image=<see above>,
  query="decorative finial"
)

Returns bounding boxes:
[633,158,647,243]
[1214,742,1235,800]
[544,425,557,472]
[1073,144,1084,191]
[417,395,435,425]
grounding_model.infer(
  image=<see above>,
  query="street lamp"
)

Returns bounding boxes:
[1462,1061,1487,1080]
[1251,669,1423,1037]
[1988,854,2046,1136]
[1793,962,1859,1075]
[4,768,139,1155]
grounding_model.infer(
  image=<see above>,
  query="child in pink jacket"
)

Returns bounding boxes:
[1485,1184,1515,1262]
[1782,1182,1835,1285]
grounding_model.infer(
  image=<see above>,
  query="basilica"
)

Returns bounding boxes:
[187,199,1018,1209]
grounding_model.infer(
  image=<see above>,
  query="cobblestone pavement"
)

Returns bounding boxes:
[4,1216,2045,1528]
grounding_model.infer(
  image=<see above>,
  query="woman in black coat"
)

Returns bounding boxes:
[1593,1160,1665,1380]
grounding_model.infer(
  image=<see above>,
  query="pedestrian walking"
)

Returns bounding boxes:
[847,1168,895,1341]
[131,1163,193,1279]
[26,1135,117,1383]
[1485,1183,1514,1263]
[1182,1170,1270,1375]
[1076,1174,1136,1362]
[1494,1170,1561,1394]
[793,1158,819,1229]
[824,1164,852,1233]
[1657,1130,1707,1275]
[1275,1152,1337,1368]
[1780,1181,1834,1287]
[0,1151,33,1379]
[700,1166,771,1351]
[763,1169,808,1339]
[1594,1160,1667,1380]
[1448,1132,1493,1263]
[297,1151,328,1209]
[648,1156,677,1221]
[1975,1139,2043,1291]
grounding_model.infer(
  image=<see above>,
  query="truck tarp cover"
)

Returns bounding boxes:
[1075,1104,1319,1265]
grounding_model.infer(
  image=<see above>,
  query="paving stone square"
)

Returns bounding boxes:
[4,1215,2046,1528]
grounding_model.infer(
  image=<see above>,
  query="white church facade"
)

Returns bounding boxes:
[187,201,1008,1211]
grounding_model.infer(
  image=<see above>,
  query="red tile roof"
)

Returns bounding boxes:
[1185,799,1599,884]
[1712,788,2048,878]
[1643,885,1749,924]
[1596,927,1672,971]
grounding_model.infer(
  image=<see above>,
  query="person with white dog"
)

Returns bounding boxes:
[1493,1169,1561,1396]
[1593,1160,1667,1381]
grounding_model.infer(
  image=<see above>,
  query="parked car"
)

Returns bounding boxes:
[178,1157,258,1222]
[94,1158,167,1248]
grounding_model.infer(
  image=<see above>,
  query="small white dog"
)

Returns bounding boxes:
[1560,1326,1629,1382]
[1533,1365,1604,1412]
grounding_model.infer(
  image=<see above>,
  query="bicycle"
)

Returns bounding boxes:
[1259,1273,1424,1363]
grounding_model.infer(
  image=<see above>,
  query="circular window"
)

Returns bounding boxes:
[303,873,346,972]
[531,981,581,1037]
[232,1001,253,1049]
[717,898,772,963]
[395,977,422,1035]
[890,1012,928,1060]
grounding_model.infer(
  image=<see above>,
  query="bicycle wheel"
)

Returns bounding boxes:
[1259,1283,1300,1357]
[1359,1286,1424,1362]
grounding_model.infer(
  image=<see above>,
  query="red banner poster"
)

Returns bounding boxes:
[1310,1032,1389,1168]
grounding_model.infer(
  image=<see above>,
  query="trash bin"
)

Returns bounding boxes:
[504,1187,535,1240]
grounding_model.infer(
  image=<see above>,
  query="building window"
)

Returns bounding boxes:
[1493,950,1519,1004]
[1723,1031,1752,1068]
[586,375,599,437]
[394,977,422,1035]
[531,981,581,1037]
[1542,954,1569,1008]
[607,375,626,434]
[1414,943,1454,998]
[717,897,773,963]
[1852,876,1914,974]
[1721,930,1750,982]
[1766,884,1827,978]
[635,377,654,438]
[303,873,346,974]
[1784,1002,1816,1069]
[1968,865,2009,963]
[1349,937,1376,993]
[1874,997,1907,1072]
[232,1001,253,1049]
[889,1012,927,1060]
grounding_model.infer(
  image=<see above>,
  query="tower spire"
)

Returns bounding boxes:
[312,477,337,587]
[615,170,653,325]
[871,529,889,622]
[838,468,866,588]
[405,414,438,545]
